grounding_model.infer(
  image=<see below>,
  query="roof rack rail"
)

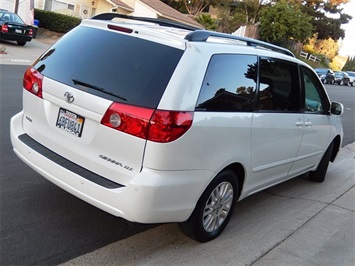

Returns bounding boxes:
[185,30,295,57]
[91,13,201,31]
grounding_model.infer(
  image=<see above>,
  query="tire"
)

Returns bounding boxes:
[17,41,26,46]
[179,170,238,242]
[309,141,334,183]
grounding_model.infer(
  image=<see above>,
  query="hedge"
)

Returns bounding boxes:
[34,9,82,33]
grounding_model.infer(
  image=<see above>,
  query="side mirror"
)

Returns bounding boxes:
[330,101,344,116]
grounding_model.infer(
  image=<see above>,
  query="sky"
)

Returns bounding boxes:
[339,0,355,57]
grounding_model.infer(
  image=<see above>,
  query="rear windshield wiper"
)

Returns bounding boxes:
[72,79,127,101]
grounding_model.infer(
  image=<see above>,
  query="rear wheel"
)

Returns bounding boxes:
[179,170,238,242]
[17,41,26,46]
[309,141,334,183]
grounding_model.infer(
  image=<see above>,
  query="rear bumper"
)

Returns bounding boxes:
[10,111,213,223]
[0,32,32,42]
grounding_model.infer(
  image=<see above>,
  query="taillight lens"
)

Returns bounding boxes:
[1,25,8,33]
[23,67,43,98]
[148,110,193,143]
[101,103,154,139]
[101,103,193,143]
[28,28,33,36]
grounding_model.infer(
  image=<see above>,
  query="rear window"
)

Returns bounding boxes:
[33,26,184,108]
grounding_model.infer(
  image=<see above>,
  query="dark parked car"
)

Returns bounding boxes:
[334,71,350,86]
[0,9,32,46]
[314,68,335,84]
[346,71,355,86]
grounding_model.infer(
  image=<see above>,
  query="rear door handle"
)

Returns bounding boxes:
[305,121,312,127]
[295,121,304,127]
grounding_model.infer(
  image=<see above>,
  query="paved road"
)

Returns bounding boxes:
[62,143,355,265]
[1,37,354,265]
[0,64,156,265]
[326,85,355,146]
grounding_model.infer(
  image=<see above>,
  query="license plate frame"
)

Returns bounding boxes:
[56,108,85,137]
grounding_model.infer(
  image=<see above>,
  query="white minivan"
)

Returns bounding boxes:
[10,14,343,242]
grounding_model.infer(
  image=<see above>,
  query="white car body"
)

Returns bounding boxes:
[10,16,343,241]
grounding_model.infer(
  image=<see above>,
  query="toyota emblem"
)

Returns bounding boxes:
[64,92,75,103]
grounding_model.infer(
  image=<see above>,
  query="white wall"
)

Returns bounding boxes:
[131,1,157,18]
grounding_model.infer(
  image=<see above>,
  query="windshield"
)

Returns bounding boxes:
[33,26,184,108]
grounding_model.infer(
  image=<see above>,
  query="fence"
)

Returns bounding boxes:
[300,51,321,62]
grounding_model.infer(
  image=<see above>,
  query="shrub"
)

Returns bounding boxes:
[34,9,82,33]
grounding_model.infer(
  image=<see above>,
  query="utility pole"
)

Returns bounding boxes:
[14,0,20,14]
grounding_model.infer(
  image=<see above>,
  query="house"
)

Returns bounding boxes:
[34,0,201,28]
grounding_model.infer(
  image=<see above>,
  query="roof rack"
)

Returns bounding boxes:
[91,13,201,31]
[185,30,295,57]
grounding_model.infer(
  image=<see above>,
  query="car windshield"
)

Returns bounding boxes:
[347,72,355,77]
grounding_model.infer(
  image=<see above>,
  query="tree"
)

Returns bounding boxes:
[181,0,213,16]
[304,34,339,59]
[215,4,246,33]
[196,13,218,30]
[301,0,352,40]
[259,0,313,45]
[232,0,266,24]
[160,0,187,13]
[343,56,355,71]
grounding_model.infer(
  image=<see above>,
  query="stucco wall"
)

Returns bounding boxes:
[131,1,157,18]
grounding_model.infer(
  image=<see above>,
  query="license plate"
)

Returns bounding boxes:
[56,108,85,137]
[15,29,23,34]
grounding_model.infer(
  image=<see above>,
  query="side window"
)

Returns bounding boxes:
[196,54,258,112]
[302,66,329,114]
[256,58,300,112]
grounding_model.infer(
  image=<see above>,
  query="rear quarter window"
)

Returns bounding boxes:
[196,54,258,112]
[33,26,184,108]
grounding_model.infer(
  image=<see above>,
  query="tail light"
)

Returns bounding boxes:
[148,110,193,143]
[101,102,193,143]
[23,67,43,98]
[28,28,33,36]
[1,25,8,33]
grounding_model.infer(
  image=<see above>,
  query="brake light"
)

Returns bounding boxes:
[107,24,133,33]
[148,110,193,143]
[28,28,33,36]
[1,25,8,33]
[23,67,43,98]
[101,103,154,139]
[101,103,193,143]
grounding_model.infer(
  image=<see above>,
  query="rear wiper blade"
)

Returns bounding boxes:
[72,79,127,101]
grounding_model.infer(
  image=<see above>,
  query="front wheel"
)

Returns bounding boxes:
[179,170,238,242]
[309,141,334,183]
